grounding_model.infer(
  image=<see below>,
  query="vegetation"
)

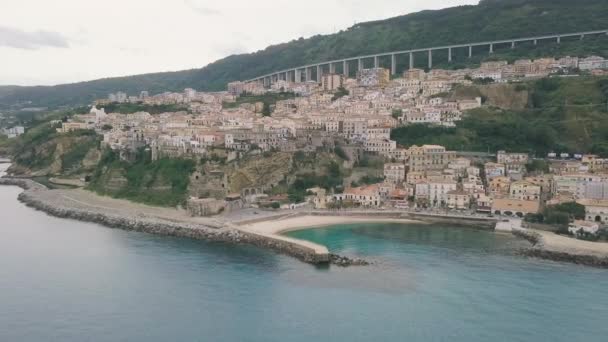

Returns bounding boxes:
[88,149,196,207]
[222,92,296,112]
[525,202,586,228]
[391,76,608,156]
[100,102,189,114]
[332,87,349,101]
[3,0,608,110]
[287,161,344,202]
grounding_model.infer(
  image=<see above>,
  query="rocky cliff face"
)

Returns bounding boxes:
[227,153,293,193]
[9,133,100,177]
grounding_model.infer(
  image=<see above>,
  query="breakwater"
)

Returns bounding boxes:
[0,178,355,265]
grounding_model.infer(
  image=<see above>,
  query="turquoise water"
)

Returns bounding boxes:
[1,182,608,341]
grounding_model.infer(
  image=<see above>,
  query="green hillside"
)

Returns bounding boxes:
[391,76,608,157]
[2,0,608,110]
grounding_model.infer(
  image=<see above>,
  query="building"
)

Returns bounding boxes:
[509,181,541,201]
[429,181,457,207]
[357,68,390,87]
[227,81,246,95]
[2,126,24,138]
[56,122,90,133]
[407,145,456,172]
[322,74,345,91]
[497,151,529,165]
[384,163,406,184]
[446,190,470,210]
[491,198,540,216]
[578,199,608,224]
[485,162,506,179]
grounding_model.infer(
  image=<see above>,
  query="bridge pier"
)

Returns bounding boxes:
[306,67,312,82]
[285,71,290,82]
[489,43,493,54]
[511,41,515,49]
[343,60,349,77]
[580,34,585,40]
[533,39,537,45]
[329,63,336,74]
[409,52,414,69]
[358,58,363,71]
[295,69,301,83]
[428,50,433,69]
[374,56,379,68]
[316,65,322,82]
[557,36,561,43]
[391,54,397,75]
[468,45,472,58]
[448,48,452,62]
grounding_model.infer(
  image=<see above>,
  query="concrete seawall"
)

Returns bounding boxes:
[0,178,331,264]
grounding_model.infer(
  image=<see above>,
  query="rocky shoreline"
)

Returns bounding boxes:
[0,177,367,267]
[512,228,608,268]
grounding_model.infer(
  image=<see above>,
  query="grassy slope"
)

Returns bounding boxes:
[2,0,608,109]
[391,76,608,156]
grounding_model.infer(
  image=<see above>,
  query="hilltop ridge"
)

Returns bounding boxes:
[2,0,608,109]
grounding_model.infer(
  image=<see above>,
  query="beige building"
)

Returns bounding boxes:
[446,190,470,210]
[322,73,345,91]
[384,163,406,184]
[407,145,456,172]
[509,181,541,201]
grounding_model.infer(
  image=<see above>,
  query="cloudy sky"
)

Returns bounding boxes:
[0,0,478,86]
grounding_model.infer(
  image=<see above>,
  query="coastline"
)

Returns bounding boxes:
[0,177,337,265]
[2,174,608,268]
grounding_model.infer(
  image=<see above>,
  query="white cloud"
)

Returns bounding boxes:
[184,0,222,16]
[0,25,70,49]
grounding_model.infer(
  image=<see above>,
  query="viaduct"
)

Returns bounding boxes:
[245,29,608,86]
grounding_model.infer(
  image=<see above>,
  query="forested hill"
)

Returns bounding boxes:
[3,0,608,110]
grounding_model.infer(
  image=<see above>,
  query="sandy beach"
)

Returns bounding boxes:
[242,215,425,234]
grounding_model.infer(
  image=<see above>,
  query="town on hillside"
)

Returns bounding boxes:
[31,55,608,239]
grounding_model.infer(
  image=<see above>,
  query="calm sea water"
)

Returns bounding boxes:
[1,165,608,341]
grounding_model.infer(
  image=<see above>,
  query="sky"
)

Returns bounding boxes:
[0,0,478,86]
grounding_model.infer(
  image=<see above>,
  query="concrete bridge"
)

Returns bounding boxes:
[246,29,608,86]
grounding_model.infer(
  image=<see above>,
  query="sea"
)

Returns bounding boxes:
[1,163,607,341]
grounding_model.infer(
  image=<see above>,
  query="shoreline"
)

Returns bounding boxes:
[2,175,608,268]
[0,177,337,265]
[240,215,427,235]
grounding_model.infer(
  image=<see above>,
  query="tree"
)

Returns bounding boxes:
[262,102,271,116]
[391,109,403,120]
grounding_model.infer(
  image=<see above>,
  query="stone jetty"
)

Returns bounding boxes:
[0,177,366,266]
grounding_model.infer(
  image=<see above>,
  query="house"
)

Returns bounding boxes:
[429,181,458,207]
[509,181,541,201]
[446,190,470,210]
[336,184,382,207]
[384,163,406,184]
[485,162,506,179]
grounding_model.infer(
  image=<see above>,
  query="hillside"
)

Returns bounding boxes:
[391,76,608,156]
[2,0,608,110]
